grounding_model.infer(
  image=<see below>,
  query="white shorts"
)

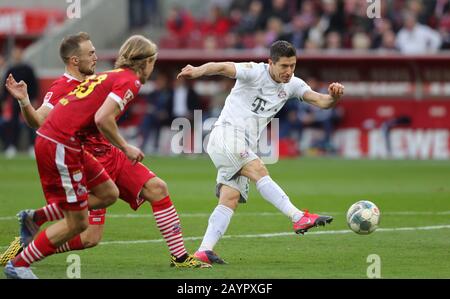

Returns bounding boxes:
[207,125,258,203]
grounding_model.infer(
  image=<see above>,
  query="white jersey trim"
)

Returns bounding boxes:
[108,92,125,111]
[36,131,81,152]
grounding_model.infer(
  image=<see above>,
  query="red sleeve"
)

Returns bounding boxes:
[42,79,77,109]
[107,73,141,111]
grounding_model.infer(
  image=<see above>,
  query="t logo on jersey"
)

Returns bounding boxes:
[251,97,267,114]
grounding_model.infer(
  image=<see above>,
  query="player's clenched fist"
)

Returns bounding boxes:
[328,82,344,100]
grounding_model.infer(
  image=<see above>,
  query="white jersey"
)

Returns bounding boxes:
[215,62,311,147]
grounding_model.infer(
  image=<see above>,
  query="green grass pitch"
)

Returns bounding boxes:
[1,156,449,278]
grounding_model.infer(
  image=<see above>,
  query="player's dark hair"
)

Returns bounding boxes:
[270,40,296,63]
[59,32,91,64]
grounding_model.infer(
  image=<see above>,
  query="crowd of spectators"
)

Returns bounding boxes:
[160,0,450,53]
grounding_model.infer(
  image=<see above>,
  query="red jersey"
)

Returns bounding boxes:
[37,68,141,150]
[41,73,82,110]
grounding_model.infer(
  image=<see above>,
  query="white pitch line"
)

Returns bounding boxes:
[98,224,450,246]
[1,224,449,250]
[1,211,450,221]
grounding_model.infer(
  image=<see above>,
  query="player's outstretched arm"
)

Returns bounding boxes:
[302,82,344,109]
[176,62,236,79]
[95,97,144,164]
[5,73,50,128]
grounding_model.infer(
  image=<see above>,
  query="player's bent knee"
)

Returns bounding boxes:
[141,177,169,202]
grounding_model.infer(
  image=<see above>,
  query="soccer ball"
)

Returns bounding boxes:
[346,200,380,235]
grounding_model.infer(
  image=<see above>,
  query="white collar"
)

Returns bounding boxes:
[63,72,82,82]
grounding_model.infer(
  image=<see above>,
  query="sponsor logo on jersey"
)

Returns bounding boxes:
[44,92,53,103]
[251,97,267,113]
[123,89,134,105]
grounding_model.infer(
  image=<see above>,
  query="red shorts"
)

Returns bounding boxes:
[84,151,110,190]
[97,147,155,210]
[35,136,90,211]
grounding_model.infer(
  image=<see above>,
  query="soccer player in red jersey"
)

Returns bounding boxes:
[3,34,208,279]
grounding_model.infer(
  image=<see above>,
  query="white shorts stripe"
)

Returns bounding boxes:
[55,143,77,203]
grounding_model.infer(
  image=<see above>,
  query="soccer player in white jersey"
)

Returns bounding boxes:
[177,40,344,264]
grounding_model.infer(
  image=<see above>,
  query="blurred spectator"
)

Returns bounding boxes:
[320,0,345,34]
[279,77,341,155]
[438,7,450,49]
[166,6,196,41]
[171,76,201,121]
[280,14,308,49]
[371,18,394,48]
[0,46,38,158]
[396,11,442,54]
[263,17,284,46]
[209,78,234,117]
[159,0,449,52]
[262,0,291,26]
[224,32,245,49]
[325,31,343,50]
[236,0,265,33]
[378,30,398,52]
[129,0,158,28]
[138,72,173,153]
[352,32,371,51]
[198,5,231,37]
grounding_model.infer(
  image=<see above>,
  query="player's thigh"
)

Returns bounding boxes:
[208,126,258,181]
[83,151,118,199]
[35,136,88,208]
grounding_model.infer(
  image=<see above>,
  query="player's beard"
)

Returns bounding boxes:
[79,63,95,76]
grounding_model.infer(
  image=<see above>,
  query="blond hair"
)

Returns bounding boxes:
[115,35,157,74]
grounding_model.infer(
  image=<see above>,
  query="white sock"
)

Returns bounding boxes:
[198,204,234,252]
[256,176,303,222]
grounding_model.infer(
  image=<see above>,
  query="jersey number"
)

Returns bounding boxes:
[69,74,108,99]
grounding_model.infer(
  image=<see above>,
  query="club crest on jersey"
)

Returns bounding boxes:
[135,80,141,88]
[278,90,287,99]
[72,170,83,182]
[240,151,249,158]
[43,92,53,103]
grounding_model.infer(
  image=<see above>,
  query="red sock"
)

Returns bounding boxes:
[34,203,64,226]
[56,235,84,253]
[13,229,57,267]
[151,196,187,258]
